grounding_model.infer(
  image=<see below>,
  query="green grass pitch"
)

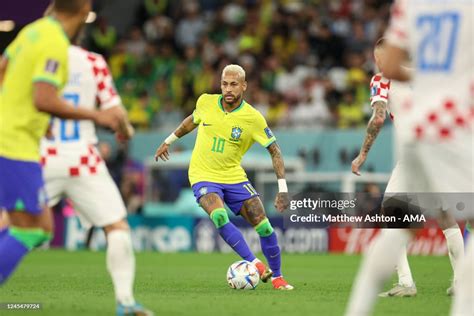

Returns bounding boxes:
[1,250,453,316]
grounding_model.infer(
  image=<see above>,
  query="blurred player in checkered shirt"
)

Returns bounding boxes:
[351,38,464,299]
[346,1,473,315]
[40,45,153,316]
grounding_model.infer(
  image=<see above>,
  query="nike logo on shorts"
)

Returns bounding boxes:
[203,122,212,126]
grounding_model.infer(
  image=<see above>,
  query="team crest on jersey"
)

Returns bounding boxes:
[230,126,243,141]
[264,127,273,139]
[199,187,208,196]
[371,85,378,97]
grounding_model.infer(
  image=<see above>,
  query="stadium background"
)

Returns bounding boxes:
[1,0,450,256]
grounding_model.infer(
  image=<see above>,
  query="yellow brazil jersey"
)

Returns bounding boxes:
[0,17,69,162]
[189,94,276,186]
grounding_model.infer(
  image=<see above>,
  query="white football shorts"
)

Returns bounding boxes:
[42,145,127,228]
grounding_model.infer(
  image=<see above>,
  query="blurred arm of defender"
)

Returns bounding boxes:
[113,106,134,142]
[267,142,290,212]
[154,115,198,161]
[352,101,386,176]
[34,82,123,132]
[90,53,134,142]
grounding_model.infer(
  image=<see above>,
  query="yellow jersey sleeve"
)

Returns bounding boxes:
[192,94,207,124]
[252,111,276,147]
[31,40,68,88]
[4,37,18,58]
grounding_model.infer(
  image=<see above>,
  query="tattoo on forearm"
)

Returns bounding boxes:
[174,115,196,138]
[361,101,386,156]
[174,122,188,138]
[267,142,286,179]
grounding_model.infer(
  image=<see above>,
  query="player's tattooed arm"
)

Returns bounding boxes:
[174,115,198,138]
[155,115,198,161]
[351,101,387,175]
[362,101,387,155]
[267,142,285,179]
[267,142,289,212]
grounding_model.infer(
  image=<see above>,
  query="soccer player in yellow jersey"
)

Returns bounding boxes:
[0,0,127,286]
[155,64,294,290]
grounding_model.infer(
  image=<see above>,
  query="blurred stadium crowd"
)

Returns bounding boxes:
[86,0,392,131]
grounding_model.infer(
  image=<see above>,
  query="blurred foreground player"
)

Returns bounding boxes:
[155,64,294,290]
[0,0,123,285]
[352,38,464,297]
[40,45,152,316]
[346,1,474,315]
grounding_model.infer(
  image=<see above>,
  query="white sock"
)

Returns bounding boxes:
[396,246,415,287]
[106,229,136,306]
[345,229,411,316]
[450,235,473,316]
[443,226,464,283]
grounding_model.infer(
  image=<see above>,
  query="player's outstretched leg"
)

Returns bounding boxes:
[104,221,153,316]
[198,193,257,263]
[240,197,293,290]
[196,185,273,281]
[450,227,473,316]
[0,228,30,284]
[345,229,412,316]
[0,210,53,285]
[438,212,464,296]
[0,157,53,285]
[211,209,256,261]
[379,246,417,297]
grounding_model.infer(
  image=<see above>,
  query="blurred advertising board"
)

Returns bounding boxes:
[62,215,456,255]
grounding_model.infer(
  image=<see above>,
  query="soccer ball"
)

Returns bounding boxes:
[226,260,259,290]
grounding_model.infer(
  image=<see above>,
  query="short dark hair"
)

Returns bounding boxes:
[52,0,89,14]
[375,37,386,48]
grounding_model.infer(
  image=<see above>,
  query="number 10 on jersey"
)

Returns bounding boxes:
[211,137,225,153]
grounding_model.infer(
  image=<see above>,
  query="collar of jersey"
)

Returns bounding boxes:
[47,16,70,45]
[218,95,245,114]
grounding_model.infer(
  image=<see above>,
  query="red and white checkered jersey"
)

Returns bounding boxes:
[40,46,121,175]
[370,73,393,121]
[385,0,474,142]
[370,73,413,124]
[370,73,390,106]
[43,46,121,147]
